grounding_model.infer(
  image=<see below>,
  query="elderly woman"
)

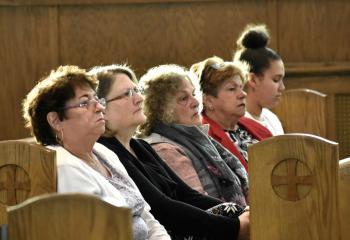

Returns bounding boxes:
[22,65,170,240]
[139,64,248,206]
[190,57,272,172]
[94,64,250,240]
[233,24,285,135]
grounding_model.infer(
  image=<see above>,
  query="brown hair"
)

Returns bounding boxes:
[22,65,98,145]
[90,64,138,137]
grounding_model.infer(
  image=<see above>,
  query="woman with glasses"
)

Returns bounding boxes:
[233,24,285,136]
[22,65,170,240]
[95,64,250,240]
[190,57,273,172]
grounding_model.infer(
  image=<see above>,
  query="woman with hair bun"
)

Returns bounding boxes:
[234,24,285,136]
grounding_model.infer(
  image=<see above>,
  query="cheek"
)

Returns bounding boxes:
[174,106,191,123]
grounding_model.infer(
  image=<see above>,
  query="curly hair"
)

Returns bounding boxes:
[90,64,137,137]
[138,64,199,137]
[190,56,249,97]
[22,65,98,145]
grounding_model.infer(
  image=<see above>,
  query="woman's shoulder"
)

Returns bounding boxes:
[261,108,284,135]
[142,133,172,145]
[46,145,81,167]
[261,108,279,120]
[93,142,129,174]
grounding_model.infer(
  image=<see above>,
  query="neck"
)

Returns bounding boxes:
[246,93,263,119]
[114,128,135,154]
[204,110,240,131]
[63,139,95,162]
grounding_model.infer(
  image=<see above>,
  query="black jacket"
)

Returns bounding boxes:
[98,136,240,239]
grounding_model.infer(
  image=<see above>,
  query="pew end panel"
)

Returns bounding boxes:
[248,134,340,240]
[0,140,57,224]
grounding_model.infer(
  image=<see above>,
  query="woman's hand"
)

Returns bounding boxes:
[238,208,250,240]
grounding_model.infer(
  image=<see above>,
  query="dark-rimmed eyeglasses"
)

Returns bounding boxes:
[106,86,144,103]
[63,96,106,110]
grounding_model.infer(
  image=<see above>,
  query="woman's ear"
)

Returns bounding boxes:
[203,94,214,111]
[47,112,62,132]
[247,73,259,90]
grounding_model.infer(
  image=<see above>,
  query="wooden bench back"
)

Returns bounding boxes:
[248,134,340,240]
[7,193,132,240]
[272,88,327,138]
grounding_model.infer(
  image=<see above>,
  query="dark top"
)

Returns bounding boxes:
[98,136,240,239]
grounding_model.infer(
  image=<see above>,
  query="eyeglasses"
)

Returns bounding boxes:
[63,96,106,110]
[106,86,144,103]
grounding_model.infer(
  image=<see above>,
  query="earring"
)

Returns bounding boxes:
[207,105,214,111]
[55,129,64,145]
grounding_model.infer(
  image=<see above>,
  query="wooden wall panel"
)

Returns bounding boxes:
[278,0,350,62]
[0,0,237,6]
[0,0,349,142]
[0,6,59,140]
[58,0,274,76]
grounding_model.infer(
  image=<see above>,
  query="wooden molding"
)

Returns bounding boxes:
[286,62,350,77]
[0,0,232,6]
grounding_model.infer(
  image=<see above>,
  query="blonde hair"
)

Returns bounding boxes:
[190,56,249,97]
[138,64,200,137]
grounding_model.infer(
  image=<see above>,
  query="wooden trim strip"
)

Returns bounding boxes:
[0,0,232,6]
[286,62,350,77]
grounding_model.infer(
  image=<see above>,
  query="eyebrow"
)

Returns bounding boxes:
[77,92,96,100]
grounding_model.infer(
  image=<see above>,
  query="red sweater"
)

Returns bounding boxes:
[202,114,273,172]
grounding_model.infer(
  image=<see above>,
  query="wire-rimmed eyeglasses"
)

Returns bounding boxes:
[63,96,106,110]
[106,86,144,103]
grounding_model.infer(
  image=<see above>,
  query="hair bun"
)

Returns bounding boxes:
[237,24,270,49]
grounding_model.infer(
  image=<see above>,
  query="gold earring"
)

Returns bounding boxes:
[55,129,64,145]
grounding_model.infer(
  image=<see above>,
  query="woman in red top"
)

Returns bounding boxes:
[191,57,272,172]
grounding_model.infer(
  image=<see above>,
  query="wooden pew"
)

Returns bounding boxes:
[0,140,56,224]
[7,193,132,240]
[272,88,328,138]
[339,157,350,239]
[248,134,341,240]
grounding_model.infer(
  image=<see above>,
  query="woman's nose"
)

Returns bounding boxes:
[95,101,106,113]
[239,88,247,98]
[279,80,286,92]
[133,91,144,104]
[191,96,200,107]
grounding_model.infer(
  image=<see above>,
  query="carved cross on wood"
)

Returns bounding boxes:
[0,164,31,205]
[271,158,313,201]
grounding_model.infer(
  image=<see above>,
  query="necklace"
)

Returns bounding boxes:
[86,154,112,178]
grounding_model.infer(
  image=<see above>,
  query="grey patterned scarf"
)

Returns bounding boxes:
[152,122,248,206]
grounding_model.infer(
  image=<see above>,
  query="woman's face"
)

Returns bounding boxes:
[251,59,285,109]
[172,78,201,126]
[61,86,106,141]
[206,75,246,119]
[104,73,146,133]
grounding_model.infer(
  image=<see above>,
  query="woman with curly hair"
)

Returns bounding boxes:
[94,64,250,240]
